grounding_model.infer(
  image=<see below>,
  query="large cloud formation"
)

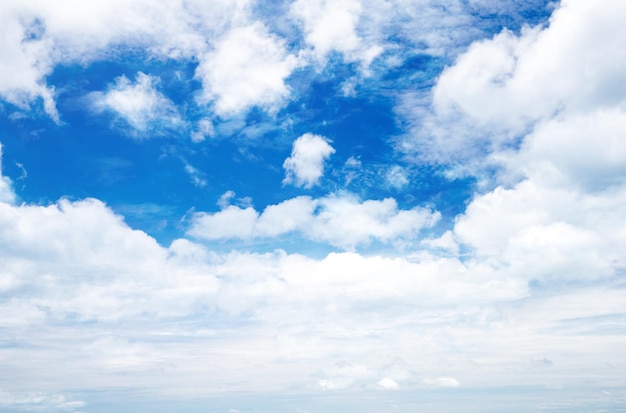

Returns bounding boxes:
[1,0,626,412]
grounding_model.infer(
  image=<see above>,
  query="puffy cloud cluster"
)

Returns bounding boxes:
[402,0,626,165]
[188,192,438,249]
[0,0,548,125]
[195,22,301,116]
[416,0,626,287]
[0,0,297,120]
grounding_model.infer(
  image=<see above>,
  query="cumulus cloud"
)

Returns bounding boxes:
[283,133,335,188]
[290,0,382,66]
[400,0,626,166]
[426,1,626,286]
[196,22,301,117]
[91,72,181,134]
[0,181,623,396]
[188,192,438,249]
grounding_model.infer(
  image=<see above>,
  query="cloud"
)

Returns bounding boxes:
[283,133,335,188]
[91,72,181,135]
[377,377,400,390]
[182,161,208,188]
[195,22,301,117]
[385,165,409,189]
[188,192,438,249]
[0,144,16,204]
[0,180,623,396]
[190,118,215,142]
[425,1,626,285]
[290,0,382,66]
[424,377,460,388]
[0,389,85,412]
[401,0,626,166]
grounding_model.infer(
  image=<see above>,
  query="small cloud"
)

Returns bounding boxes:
[385,165,409,190]
[424,377,460,388]
[283,133,335,188]
[217,190,236,209]
[217,190,252,210]
[377,377,399,390]
[191,118,215,142]
[91,72,181,136]
[0,144,16,204]
[183,162,208,188]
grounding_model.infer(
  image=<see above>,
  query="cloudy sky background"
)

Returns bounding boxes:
[1,0,626,412]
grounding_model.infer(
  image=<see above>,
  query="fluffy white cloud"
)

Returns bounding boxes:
[91,72,181,134]
[0,0,303,120]
[195,22,301,116]
[290,0,382,66]
[283,133,335,188]
[435,0,626,127]
[404,0,626,165]
[188,193,438,249]
[427,1,626,286]
[0,167,623,396]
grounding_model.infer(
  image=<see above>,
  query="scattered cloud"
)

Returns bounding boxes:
[196,22,301,117]
[188,192,438,249]
[90,72,181,135]
[190,118,215,142]
[290,0,382,67]
[283,133,335,188]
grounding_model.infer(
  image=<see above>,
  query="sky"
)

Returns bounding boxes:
[1,0,626,412]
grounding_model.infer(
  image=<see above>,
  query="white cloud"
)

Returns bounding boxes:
[183,161,208,188]
[196,22,301,117]
[385,165,409,189]
[424,377,460,388]
[190,118,215,142]
[0,0,292,120]
[377,377,399,390]
[188,192,438,249]
[428,1,626,285]
[0,144,16,205]
[290,0,380,65]
[0,185,623,396]
[404,0,626,165]
[0,389,85,412]
[283,133,335,188]
[91,72,181,134]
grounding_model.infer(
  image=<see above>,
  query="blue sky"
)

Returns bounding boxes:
[1,0,626,412]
